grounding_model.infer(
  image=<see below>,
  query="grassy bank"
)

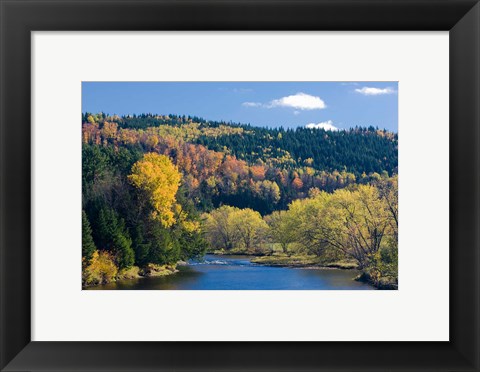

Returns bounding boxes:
[250,254,397,289]
[355,272,398,290]
[250,254,358,269]
[209,249,268,256]
[140,263,179,277]
[82,261,178,287]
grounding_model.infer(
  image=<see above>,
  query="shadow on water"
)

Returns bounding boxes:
[86,254,375,290]
[86,266,205,290]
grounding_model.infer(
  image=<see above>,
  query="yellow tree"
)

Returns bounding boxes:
[328,185,391,269]
[202,205,238,250]
[287,192,334,257]
[265,210,296,253]
[376,175,398,244]
[232,208,268,252]
[128,153,181,227]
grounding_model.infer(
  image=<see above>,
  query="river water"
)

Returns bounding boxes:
[86,254,375,290]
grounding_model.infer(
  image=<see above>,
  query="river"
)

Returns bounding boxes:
[86,254,375,290]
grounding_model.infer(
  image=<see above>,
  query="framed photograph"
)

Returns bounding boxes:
[1,0,479,371]
[80,80,398,292]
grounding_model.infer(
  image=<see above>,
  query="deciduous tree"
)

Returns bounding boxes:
[128,153,181,227]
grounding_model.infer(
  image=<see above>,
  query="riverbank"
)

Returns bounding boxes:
[355,272,398,290]
[250,254,358,269]
[249,254,396,290]
[86,254,375,290]
[82,263,178,287]
[210,250,359,270]
[209,249,268,256]
[83,253,392,290]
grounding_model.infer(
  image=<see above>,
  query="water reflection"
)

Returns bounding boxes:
[86,255,375,290]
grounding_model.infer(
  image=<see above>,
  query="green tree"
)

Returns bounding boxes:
[113,231,135,269]
[82,210,96,264]
[131,224,151,267]
[82,145,110,206]
[148,223,181,265]
[95,207,134,269]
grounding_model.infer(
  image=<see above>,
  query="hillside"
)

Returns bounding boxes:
[82,112,398,288]
[83,112,397,176]
[82,112,397,214]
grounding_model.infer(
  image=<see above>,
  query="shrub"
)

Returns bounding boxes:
[139,263,178,277]
[82,250,118,286]
[116,266,140,280]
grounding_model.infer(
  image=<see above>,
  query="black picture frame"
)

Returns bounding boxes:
[1,0,479,371]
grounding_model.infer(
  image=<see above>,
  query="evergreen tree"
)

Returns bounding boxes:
[82,210,97,264]
[132,225,151,267]
[148,224,181,265]
[95,207,135,269]
[112,231,135,269]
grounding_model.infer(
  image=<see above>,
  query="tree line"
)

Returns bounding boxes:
[82,114,396,214]
[82,151,206,286]
[83,112,398,176]
[203,177,398,288]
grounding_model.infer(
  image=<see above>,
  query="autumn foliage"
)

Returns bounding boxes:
[82,112,398,288]
[82,251,118,286]
[128,153,181,227]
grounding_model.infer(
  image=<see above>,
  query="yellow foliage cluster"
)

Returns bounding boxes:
[201,124,246,138]
[117,266,141,280]
[83,121,248,147]
[140,263,178,277]
[203,206,268,252]
[128,153,181,227]
[82,251,118,286]
[285,182,398,272]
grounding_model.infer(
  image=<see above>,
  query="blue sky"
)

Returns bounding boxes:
[82,82,398,132]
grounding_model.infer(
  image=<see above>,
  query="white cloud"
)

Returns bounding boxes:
[242,92,326,111]
[305,120,338,131]
[268,92,326,110]
[355,87,396,96]
[242,102,262,107]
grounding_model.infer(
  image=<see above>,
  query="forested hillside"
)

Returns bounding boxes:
[82,112,398,289]
[83,113,397,175]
